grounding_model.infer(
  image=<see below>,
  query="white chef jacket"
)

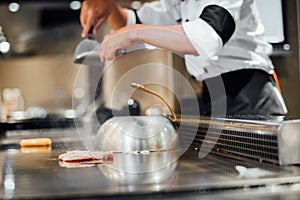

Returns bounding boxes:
[125,0,274,81]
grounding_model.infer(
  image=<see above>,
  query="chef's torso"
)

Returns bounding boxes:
[126,0,274,80]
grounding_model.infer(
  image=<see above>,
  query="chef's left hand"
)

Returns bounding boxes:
[100,26,137,61]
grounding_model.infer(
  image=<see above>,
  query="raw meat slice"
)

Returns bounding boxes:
[58,150,113,162]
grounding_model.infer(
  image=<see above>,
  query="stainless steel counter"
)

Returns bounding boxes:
[1,127,300,199]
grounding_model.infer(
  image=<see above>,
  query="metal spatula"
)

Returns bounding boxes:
[73,26,101,65]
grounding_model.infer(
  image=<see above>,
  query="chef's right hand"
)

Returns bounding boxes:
[80,0,114,37]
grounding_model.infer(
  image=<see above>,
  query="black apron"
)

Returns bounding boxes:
[198,69,287,116]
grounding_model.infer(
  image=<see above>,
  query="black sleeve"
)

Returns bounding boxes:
[199,5,236,45]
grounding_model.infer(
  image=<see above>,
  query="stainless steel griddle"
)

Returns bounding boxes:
[1,116,300,199]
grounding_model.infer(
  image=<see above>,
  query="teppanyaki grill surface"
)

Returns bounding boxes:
[1,128,300,199]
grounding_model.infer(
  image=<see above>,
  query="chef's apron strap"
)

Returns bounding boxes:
[268,69,282,93]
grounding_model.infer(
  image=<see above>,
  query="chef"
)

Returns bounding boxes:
[80,0,288,116]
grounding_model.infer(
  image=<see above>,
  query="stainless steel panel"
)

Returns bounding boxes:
[278,120,300,165]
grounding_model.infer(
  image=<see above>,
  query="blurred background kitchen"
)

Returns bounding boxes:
[0,0,299,120]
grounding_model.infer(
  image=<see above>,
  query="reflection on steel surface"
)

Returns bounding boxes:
[98,152,177,184]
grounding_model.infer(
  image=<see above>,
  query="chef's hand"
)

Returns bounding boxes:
[100,26,136,61]
[80,0,114,37]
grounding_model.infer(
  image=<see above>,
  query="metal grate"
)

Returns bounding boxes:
[177,117,281,165]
